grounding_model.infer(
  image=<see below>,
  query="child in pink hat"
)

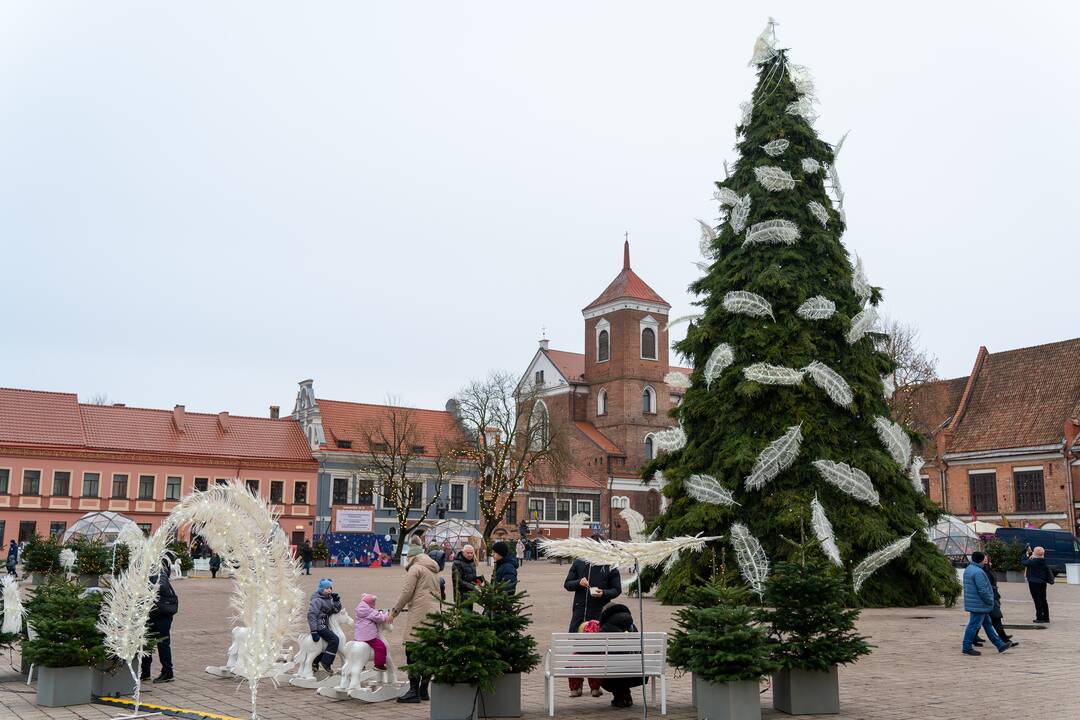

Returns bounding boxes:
[354,593,389,670]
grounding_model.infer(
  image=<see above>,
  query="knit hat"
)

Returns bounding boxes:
[361,593,377,607]
[492,541,510,558]
[318,578,333,592]
[407,544,423,557]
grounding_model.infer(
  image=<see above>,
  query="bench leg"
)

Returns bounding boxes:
[661,674,667,715]
[547,676,554,716]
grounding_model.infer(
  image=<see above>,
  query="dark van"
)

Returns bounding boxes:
[994,528,1080,575]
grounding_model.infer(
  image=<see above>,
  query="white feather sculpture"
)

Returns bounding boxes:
[655,424,687,452]
[740,101,753,127]
[786,96,818,123]
[833,130,850,159]
[748,17,778,66]
[2,575,24,635]
[744,219,800,246]
[730,195,752,234]
[846,307,878,344]
[762,139,790,157]
[874,416,913,468]
[685,474,738,506]
[568,512,590,539]
[664,371,692,389]
[801,158,822,174]
[882,373,897,399]
[812,460,880,505]
[60,547,77,572]
[744,425,802,491]
[910,456,926,495]
[828,163,845,208]
[698,219,718,258]
[743,363,805,386]
[810,495,842,566]
[754,166,796,191]
[539,535,720,572]
[853,533,915,593]
[804,360,854,408]
[714,187,741,207]
[796,296,836,320]
[620,507,649,543]
[665,313,703,331]
[730,523,769,596]
[807,201,829,228]
[723,290,774,320]
[851,256,871,305]
[704,343,734,388]
[787,63,815,96]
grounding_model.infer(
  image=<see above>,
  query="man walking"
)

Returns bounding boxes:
[141,560,178,683]
[962,551,1010,656]
[300,540,314,576]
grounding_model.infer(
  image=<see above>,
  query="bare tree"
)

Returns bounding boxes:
[878,315,939,427]
[450,371,569,546]
[88,393,110,405]
[349,402,462,560]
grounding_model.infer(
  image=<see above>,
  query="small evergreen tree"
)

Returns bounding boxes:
[408,603,508,691]
[763,560,869,672]
[22,578,106,668]
[71,540,111,577]
[23,534,63,577]
[167,541,194,573]
[111,543,131,575]
[470,581,540,674]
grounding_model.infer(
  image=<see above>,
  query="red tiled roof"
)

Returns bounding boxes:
[0,388,85,447]
[545,349,585,382]
[583,242,669,311]
[897,377,967,439]
[949,337,1080,453]
[317,399,464,455]
[574,421,625,456]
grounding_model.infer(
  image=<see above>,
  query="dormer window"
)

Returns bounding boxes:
[336,440,352,449]
[535,370,545,385]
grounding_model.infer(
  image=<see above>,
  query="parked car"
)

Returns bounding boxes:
[994,528,1080,575]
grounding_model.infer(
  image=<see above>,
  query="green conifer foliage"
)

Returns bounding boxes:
[408,603,508,691]
[470,580,541,674]
[22,579,106,668]
[645,41,958,607]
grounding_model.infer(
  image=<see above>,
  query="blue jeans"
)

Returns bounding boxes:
[963,612,1004,651]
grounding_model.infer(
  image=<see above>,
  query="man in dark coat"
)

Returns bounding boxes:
[563,540,621,632]
[452,545,480,609]
[1021,545,1054,623]
[141,560,178,683]
[300,541,314,576]
[598,603,645,708]
[5,540,17,575]
[491,541,518,594]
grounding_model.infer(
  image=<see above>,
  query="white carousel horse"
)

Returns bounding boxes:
[207,626,294,679]
[316,623,407,701]
[286,609,354,688]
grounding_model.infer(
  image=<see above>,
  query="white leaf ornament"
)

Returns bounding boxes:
[852,256,871,305]
[745,219,800,246]
[810,495,842,566]
[754,166,796,191]
[742,363,805,386]
[664,371,692,389]
[813,460,880,505]
[762,139,790,157]
[744,424,802,491]
[796,296,835,320]
[714,188,741,207]
[804,361,854,408]
[704,343,734,388]
[853,534,914,593]
[698,219,717,258]
[665,313,703,331]
[723,290,774,320]
[786,96,818,123]
[685,474,738,506]
[846,307,878,344]
[801,158,821,174]
[731,522,769,596]
[910,456,926,495]
[730,195,752,234]
[655,425,687,452]
[808,201,829,228]
[874,416,913,468]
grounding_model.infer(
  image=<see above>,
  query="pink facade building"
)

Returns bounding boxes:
[0,388,318,546]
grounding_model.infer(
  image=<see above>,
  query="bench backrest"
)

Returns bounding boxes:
[548,632,667,677]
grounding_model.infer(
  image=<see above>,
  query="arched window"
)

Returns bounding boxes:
[642,386,656,414]
[530,400,550,449]
[597,388,608,416]
[643,434,655,460]
[598,329,610,362]
[641,327,656,359]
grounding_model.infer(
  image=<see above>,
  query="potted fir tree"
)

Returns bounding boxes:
[763,561,869,715]
[168,541,194,576]
[110,542,131,579]
[471,581,540,718]
[312,540,329,567]
[669,583,778,720]
[72,540,110,588]
[408,604,507,720]
[22,578,106,707]
[23,535,63,585]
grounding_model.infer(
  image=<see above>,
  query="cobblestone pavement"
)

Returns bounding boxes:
[2,561,1078,720]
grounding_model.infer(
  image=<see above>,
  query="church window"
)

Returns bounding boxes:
[644,434,655,460]
[598,330,609,362]
[597,389,608,416]
[642,386,656,414]
[641,327,656,359]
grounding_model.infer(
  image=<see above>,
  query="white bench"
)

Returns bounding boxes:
[544,632,667,716]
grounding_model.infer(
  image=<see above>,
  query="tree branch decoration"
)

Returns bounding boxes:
[873,416,912,468]
[754,166,797,191]
[812,460,881,505]
[685,474,738,506]
[704,343,735,388]
[723,290,774,320]
[909,456,926,495]
[786,96,818,123]
[810,495,842,566]
[762,139,790,156]
[851,256,871,305]
[539,535,720,573]
[698,219,718,259]
[744,424,802,491]
[807,200,829,228]
[743,363,805,386]
[801,158,822,174]
[714,187,741,207]
[846,306,878,344]
[664,371,693,389]
[655,424,687,452]
[730,195,752,233]
[796,296,836,320]
[804,360,854,408]
[730,522,770,596]
[852,534,915,593]
[739,101,753,127]
[744,219,800,246]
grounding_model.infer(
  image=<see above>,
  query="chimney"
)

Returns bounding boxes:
[218,411,230,431]
[112,403,126,407]
[173,405,186,432]
[538,338,549,350]
[269,405,280,420]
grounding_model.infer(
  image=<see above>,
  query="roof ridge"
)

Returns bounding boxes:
[984,336,1080,357]
[79,403,292,424]
[0,387,79,398]
[947,346,988,433]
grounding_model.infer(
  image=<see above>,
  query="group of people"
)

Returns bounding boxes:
[961,544,1056,656]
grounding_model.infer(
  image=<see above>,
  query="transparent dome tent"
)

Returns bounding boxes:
[62,511,139,545]
[426,519,482,553]
[927,514,981,560]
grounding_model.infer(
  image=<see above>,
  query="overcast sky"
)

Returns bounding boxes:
[2,2,1076,417]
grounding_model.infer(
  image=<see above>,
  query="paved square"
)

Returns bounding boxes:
[1,561,1077,719]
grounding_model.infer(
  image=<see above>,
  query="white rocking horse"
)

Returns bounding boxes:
[208,626,295,679]
[316,623,408,702]
[284,608,354,689]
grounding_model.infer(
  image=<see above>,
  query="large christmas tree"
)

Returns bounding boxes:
[646,21,958,607]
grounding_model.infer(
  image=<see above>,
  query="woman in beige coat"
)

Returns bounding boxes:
[391,544,442,703]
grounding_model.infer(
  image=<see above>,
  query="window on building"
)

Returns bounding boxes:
[138,475,155,500]
[528,498,545,521]
[642,386,656,414]
[534,370,545,385]
[194,477,209,492]
[505,501,518,524]
[22,469,41,496]
[644,434,655,460]
[82,472,100,498]
[337,440,352,449]
[576,500,593,521]
[969,472,997,513]
[19,521,37,542]
[371,442,390,452]
[408,481,424,509]
[137,523,152,537]
[270,480,284,504]
[294,481,308,504]
[111,473,128,499]
[450,483,465,511]
[921,476,930,495]
[530,401,550,449]
[0,521,4,544]
[165,476,182,501]
[245,479,259,496]
[356,477,374,505]
[598,389,608,416]
[610,496,629,509]
[598,329,610,362]
[0,468,8,494]
[641,327,657,359]
[556,499,571,522]
[49,521,66,537]
[670,393,683,407]
[215,478,229,486]
[1014,469,1046,512]
[52,471,71,496]
[410,445,426,455]
[333,477,349,505]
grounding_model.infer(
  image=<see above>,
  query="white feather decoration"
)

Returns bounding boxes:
[744,219,800,246]
[60,547,77,571]
[828,163,845,209]
[796,296,836,320]
[620,508,648,543]
[882,373,896,399]
[852,256,871,305]
[762,139,790,157]
[685,474,738,506]
[655,424,687,452]
[714,188,741,207]
[786,96,818,123]
[804,360,854,408]
[569,512,589,539]
[754,166,796,192]
[2,575,24,635]
[730,195,751,234]
[730,522,769,596]
[664,371,692,389]
[833,130,850,159]
[874,416,913,468]
[698,219,718,258]
[693,260,710,272]
[665,313,703,331]
[853,533,915,593]
[744,425,802,491]
[723,290,774,320]
[748,17,778,66]
[704,343,734,388]
[540,535,721,572]
[739,101,753,126]
[910,456,926,495]
[810,495,842,566]
[807,200,829,228]
[813,460,880,505]
[742,363,805,386]
[787,63,815,96]
[846,307,878,344]
[801,158,821,174]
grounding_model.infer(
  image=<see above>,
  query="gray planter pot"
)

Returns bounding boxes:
[772,666,839,715]
[692,672,698,707]
[93,664,135,697]
[31,572,50,586]
[37,666,93,707]
[78,574,101,588]
[992,570,1007,583]
[1006,570,1025,583]
[696,676,761,720]
[430,682,479,720]
[479,673,520,717]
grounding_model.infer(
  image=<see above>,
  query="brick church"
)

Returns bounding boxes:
[511,242,689,540]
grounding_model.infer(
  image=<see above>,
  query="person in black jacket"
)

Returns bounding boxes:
[1021,546,1054,623]
[598,603,645,708]
[452,545,480,609]
[491,541,518,594]
[141,560,178,683]
[563,537,621,698]
[300,541,314,576]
